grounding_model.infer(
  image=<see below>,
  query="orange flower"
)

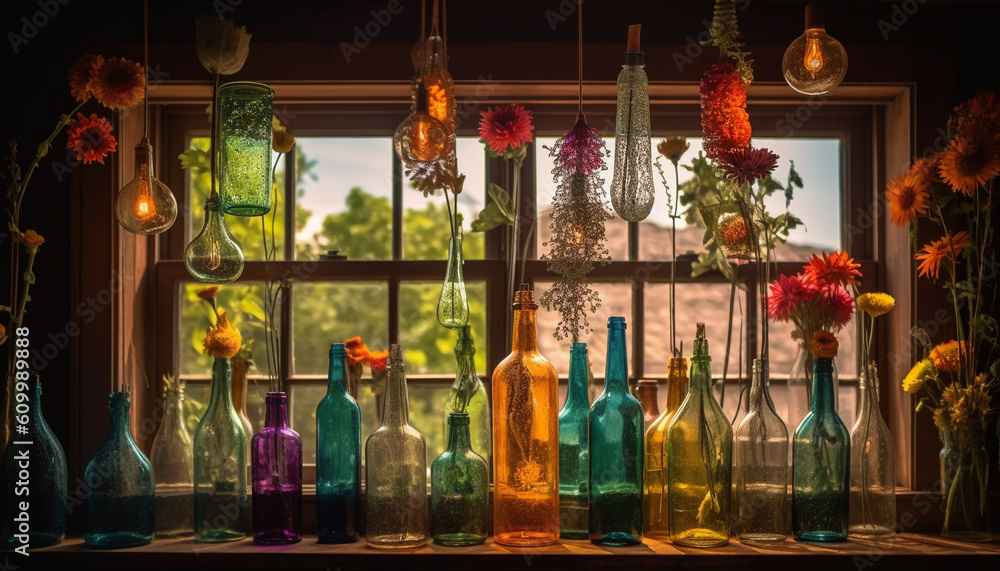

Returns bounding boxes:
[929,340,966,372]
[344,336,370,367]
[0,323,6,341]
[66,113,117,164]
[367,349,389,373]
[68,53,104,102]
[700,62,751,161]
[478,104,534,156]
[196,286,220,301]
[203,310,242,359]
[15,229,45,253]
[90,56,145,109]
[885,170,930,226]
[804,250,862,287]
[810,330,839,358]
[656,136,690,166]
[938,136,1000,196]
[952,90,1000,140]
[915,231,970,279]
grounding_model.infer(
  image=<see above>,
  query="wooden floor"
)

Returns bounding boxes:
[9,533,1000,570]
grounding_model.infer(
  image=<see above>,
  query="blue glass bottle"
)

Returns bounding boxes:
[316,343,362,543]
[558,342,591,539]
[792,354,850,542]
[1,376,67,550]
[589,317,644,545]
[84,391,155,548]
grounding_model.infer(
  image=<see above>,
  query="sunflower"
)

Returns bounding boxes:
[656,136,690,166]
[810,330,839,358]
[716,146,780,188]
[203,310,242,359]
[89,56,145,109]
[478,104,534,156]
[65,113,117,165]
[68,53,104,102]
[915,231,970,279]
[805,250,862,287]
[929,340,966,373]
[885,170,930,226]
[938,136,1000,196]
[902,358,935,394]
[856,292,895,318]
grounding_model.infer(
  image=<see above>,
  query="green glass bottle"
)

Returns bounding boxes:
[666,323,732,547]
[558,342,591,539]
[431,412,489,546]
[316,343,362,543]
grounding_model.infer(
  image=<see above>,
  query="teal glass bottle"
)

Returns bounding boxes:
[316,343,362,543]
[792,353,850,542]
[193,357,249,542]
[589,317,644,545]
[1,376,67,549]
[84,392,155,548]
[444,325,491,471]
[431,412,490,546]
[558,342,591,539]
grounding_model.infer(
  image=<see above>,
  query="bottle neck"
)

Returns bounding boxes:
[566,343,590,408]
[511,307,539,353]
[811,357,836,413]
[604,325,629,394]
[688,355,713,400]
[665,357,689,414]
[382,359,409,428]
[748,358,770,411]
[210,357,235,412]
[264,392,289,428]
[446,414,472,453]
[107,392,133,443]
[859,361,879,416]
[327,347,349,395]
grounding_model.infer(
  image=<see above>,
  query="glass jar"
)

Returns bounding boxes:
[558,342,591,539]
[940,426,992,542]
[150,378,194,538]
[251,392,302,544]
[431,412,489,546]
[316,343,362,543]
[218,81,275,216]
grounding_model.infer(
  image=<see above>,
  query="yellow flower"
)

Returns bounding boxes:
[272,125,295,154]
[856,292,895,318]
[195,16,251,75]
[657,136,690,165]
[16,229,45,253]
[929,340,965,372]
[203,310,242,359]
[934,383,964,431]
[902,359,935,393]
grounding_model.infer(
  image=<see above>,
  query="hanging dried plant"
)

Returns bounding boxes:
[540,116,613,342]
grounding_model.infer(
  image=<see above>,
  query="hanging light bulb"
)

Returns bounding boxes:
[609,24,654,223]
[184,194,244,283]
[422,35,455,134]
[116,137,178,235]
[394,80,449,166]
[782,2,848,95]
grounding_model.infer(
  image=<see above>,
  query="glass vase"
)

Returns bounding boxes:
[365,345,429,549]
[437,232,469,330]
[83,392,155,548]
[444,325,491,472]
[218,81,275,216]
[251,392,302,545]
[150,378,194,538]
[667,323,732,547]
[193,357,249,542]
[848,361,896,538]
[431,412,490,546]
[734,358,789,545]
[643,356,688,537]
[491,285,560,547]
[558,342,591,539]
[1,375,67,550]
[940,427,992,542]
[792,355,849,542]
[316,343,362,543]
[609,50,654,223]
[589,317,644,546]
[184,194,245,283]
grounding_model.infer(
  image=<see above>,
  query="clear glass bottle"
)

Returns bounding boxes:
[734,358,788,545]
[365,344,429,549]
[492,284,560,547]
[558,342,591,539]
[1,376,67,549]
[150,377,194,538]
[444,325,491,471]
[667,323,732,547]
[644,356,688,537]
[316,343,362,543]
[589,317,644,546]
[848,361,896,538]
[636,379,660,432]
[193,357,249,542]
[431,412,490,546]
[84,392,155,548]
[792,354,849,542]
[251,392,302,544]
[609,39,654,222]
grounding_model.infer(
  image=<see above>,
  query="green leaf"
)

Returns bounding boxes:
[972,314,998,343]
[22,270,34,284]
[487,183,514,221]
[469,201,508,232]
[178,148,210,172]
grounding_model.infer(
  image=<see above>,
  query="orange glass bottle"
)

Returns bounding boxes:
[492,284,560,546]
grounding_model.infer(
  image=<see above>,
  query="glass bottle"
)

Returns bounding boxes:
[849,361,895,538]
[1,376,67,549]
[444,325,491,471]
[83,392,155,548]
[316,343,362,543]
[558,342,591,539]
[193,357,249,542]
[492,284,560,547]
[218,81,274,216]
[609,31,654,223]
[644,356,688,536]
[150,377,194,538]
[231,353,255,459]
[437,227,469,330]
[636,379,660,432]
[667,323,732,547]
[251,392,302,544]
[734,358,789,545]
[940,426,992,541]
[786,338,841,464]
[431,412,490,546]
[365,344,429,549]
[184,194,245,283]
[589,317,644,546]
[792,354,849,542]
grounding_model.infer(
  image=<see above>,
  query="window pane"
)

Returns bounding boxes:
[357,384,450,471]
[291,281,389,376]
[180,379,267,445]
[398,281,487,375]
[290,383,323,464]
[178,282,274,377]
[404,137,485,260]
[186,137,286,261]
[293,137,393,260]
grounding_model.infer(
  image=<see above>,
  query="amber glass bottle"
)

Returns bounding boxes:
[492,284,560,546]
[643,356,688,536]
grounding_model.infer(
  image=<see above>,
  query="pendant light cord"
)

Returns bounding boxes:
[142,0,149,139]
[578,2,583,116]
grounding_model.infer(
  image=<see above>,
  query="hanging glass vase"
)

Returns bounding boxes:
[444,325,491,470]
[558,342,591,539]
[609,26,654,223]
[184,194,245,283]
[150,377,194,538]
[643,356,688,537]
[251,392,302,545]
[84,392,155,548]
[437,229,469,330]
[431,412,490,546]
[940,426,992,542]
[1,376,67,550]
[218,81,274,216]
[848,361,895,538]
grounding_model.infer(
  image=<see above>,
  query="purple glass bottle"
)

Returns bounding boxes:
[251,392,303,544]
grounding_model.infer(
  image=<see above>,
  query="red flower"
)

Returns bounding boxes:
[65,113,117,164]
[478,104,534,155]
[822,284,856,331]
[700,62,751,161]
[90,56,145,109]
[367,349,389,373]
[804,250,862,288]
[768,272,817,321]
[716,146,780,187]
[68,53,103,102]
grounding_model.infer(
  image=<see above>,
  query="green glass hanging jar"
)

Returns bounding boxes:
[218,81,275,216]
[184,194,245,283]
[431,412,489,546]
[437,227,469,330]
[558,342,591,539]
[444,325,491,470]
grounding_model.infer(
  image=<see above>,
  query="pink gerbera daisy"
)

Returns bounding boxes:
[767,272,816,321]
